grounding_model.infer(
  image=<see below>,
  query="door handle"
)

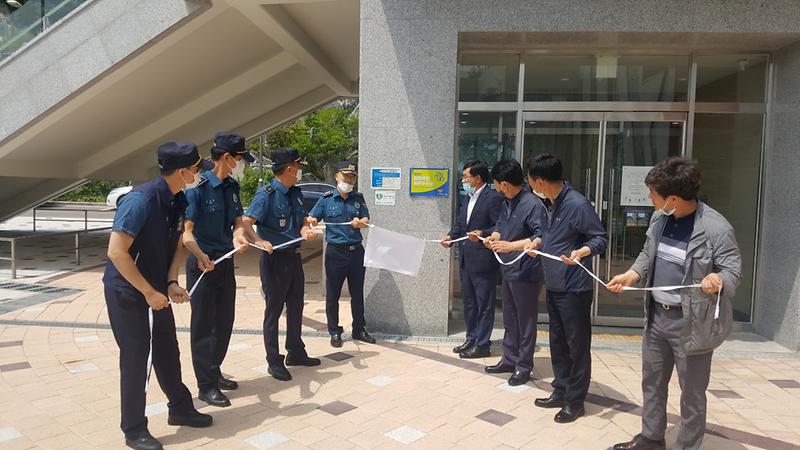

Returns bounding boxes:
[606,168,615,278]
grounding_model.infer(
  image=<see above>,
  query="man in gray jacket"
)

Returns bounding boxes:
[607,157,741,450]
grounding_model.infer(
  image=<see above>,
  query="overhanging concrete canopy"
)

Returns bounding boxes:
[0,0,359,221]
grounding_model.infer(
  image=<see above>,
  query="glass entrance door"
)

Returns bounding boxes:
[522,112,686,325]
[595,113,686,325]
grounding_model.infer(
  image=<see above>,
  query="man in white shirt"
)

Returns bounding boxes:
[442,160,504,358]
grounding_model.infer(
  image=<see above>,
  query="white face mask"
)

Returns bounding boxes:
[655,197,676,216]
[182,169,201,189]
[338,181,354,193]
[532,188,547,199]
[228,157,246,180]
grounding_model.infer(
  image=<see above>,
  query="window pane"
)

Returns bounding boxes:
[458,54,519,102]
[449,112,516,328]
[695,55,768,103]
[692,113,763,322]
[523,55,689,102]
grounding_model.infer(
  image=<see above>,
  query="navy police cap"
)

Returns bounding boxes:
[270,147,306,170]
[337,160,357,175]
[214,131,255,163]
[157,141,213,172]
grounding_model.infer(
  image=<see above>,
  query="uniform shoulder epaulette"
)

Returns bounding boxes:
[265,185,275,193]
[198,176,209,186]
[353,191,365,199]
[322,190,334,198]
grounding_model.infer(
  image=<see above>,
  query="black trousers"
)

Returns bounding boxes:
[461,268,498,348]
[259,250,307,365]
[546,289,593,405]
[324,244,366,335]
[186,255,236,391]
[104,286,193,439]
[499,279,542,373]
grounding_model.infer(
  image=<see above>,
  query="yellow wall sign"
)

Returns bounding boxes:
[409,168,450,197]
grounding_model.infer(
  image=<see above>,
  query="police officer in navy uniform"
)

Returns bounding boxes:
[243,147,322,381]
[182,132,266,408]
[308,161,375,348]
[103,142,214,450]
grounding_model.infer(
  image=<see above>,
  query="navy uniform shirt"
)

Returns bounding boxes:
[185,170,244,254]
[494,189,545,282]
[102,177,187,296]
[540,181,608,293]
[245,179,306,250]
[309,190,369,245]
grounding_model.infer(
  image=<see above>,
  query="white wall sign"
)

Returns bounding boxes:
[374,190,396,206]
[620,166,653,206]
[370,167,401,190]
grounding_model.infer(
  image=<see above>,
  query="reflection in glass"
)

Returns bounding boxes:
[458,54,519,102]
[597,121,684,319]
[523,120,601,317]
[693,113,763,322]
[449,112,517,330]
[523,55,689,102]
[695,55,768,103]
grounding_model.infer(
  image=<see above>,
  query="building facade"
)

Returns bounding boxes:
[359,0,800,350]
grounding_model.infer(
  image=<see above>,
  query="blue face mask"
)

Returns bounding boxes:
[462,182,475,196]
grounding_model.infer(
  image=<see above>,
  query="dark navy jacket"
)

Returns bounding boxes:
[540,181,608,293]
[449,185,504,274]
[494,189,545,282]
[103,177,187,298]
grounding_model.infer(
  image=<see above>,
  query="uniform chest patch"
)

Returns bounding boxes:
[233,193,238,203]
[279,218,287,227]
[355,202,360,209]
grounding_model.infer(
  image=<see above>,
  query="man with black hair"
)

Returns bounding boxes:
[442,160,504,358]
[526,153,607,424]
[608,157,741,450]
[182,132,269,408]
[482,159,546,386]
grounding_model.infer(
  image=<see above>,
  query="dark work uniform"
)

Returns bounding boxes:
[245,179,310,365]
[494,188,546,374]
[448,185,503,349]
[102,177,194,439]
[309,189,370,336]
[539,181,608,406]
[184,171,243,391]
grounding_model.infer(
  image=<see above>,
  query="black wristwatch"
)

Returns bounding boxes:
[167,280,179,288]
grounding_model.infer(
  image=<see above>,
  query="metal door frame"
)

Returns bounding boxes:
[521,111,687,326]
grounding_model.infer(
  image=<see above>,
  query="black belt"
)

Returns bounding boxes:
[655,301,681,311]
[206,251,233,260]
[328,243,362,251]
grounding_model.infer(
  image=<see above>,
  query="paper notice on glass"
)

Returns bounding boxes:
[363,226,425,277]
[620,166,653,206]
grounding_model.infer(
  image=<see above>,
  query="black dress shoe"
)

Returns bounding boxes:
[199,387,231,407]
[459,345,490,359]
[508,370,530,386]
[484,361,515,374]
[554,403,585,423]
[330,333,343,348]
[125,431,163,450]
[534,393,565,409]
[452,340,473,353]
[612,434,666,450]
[167,410,213,428]
[285,354,321,366]
[218,377,238,391]
[353,329,377,344]
[268,363,292,381]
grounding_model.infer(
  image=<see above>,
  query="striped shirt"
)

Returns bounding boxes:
[652,212,696,306]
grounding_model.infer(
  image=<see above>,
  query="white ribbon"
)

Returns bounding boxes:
[432,233,722,318]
